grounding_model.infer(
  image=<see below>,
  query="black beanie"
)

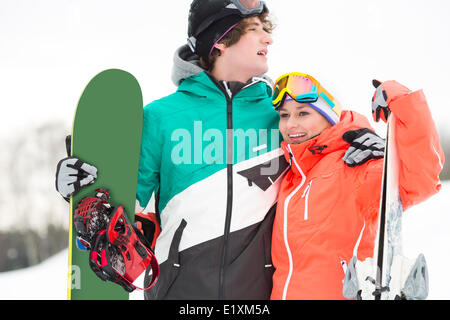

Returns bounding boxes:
[195,14,243,61]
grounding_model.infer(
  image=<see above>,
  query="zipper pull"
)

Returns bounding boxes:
[302,180,312,220]
[288,151,293,167]
[223,81,232,99]
[301,181,312,198]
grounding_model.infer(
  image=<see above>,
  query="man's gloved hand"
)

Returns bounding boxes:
[372,79,411,122]
[342,128,385,167]
[56,157,98,201]
[55,135,97,202]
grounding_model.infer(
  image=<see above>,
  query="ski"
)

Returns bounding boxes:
[372,113,402,300]
[343,113,429,300]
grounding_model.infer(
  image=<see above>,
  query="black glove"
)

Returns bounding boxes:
[55,135,97,202]
[342,128,385,167]
[371,79,411,123]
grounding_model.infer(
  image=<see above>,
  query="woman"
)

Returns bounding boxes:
[270,72,444,299]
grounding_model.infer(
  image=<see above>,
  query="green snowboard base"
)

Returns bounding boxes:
[68,69,143,300]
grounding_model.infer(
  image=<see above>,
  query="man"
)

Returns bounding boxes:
[56,0,384,300]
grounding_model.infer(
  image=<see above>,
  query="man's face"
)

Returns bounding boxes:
[218,17,273,81]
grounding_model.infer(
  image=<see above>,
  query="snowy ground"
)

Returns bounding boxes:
[1,182,449,300]
[0,249,68,300]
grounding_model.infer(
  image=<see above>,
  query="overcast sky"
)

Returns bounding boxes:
[1,0,450,140]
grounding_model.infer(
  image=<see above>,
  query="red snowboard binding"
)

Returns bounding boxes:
[73,189,111,250]
[74,189,159,292]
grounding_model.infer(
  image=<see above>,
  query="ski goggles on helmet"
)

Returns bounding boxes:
[232,0,266,14]
[272,72,340,111]
[188,0,267,51]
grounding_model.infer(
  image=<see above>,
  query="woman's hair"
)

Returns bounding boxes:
[200,12,274,71]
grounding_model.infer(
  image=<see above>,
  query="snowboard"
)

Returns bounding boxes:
[67,69,143,300]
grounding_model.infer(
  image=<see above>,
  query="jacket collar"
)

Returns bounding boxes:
[281,110,373,176]
[177,70,272,101]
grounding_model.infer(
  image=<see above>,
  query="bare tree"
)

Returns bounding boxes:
[1,119,70,269]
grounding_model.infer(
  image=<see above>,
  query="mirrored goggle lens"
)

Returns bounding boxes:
[231,0,265,14]
[272,76,288,101]
[238,0,261,10]
[272,74,320,107]
[285,74,319,100]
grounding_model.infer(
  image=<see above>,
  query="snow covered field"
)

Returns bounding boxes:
[1,181,449,300]
[0,248,67,300]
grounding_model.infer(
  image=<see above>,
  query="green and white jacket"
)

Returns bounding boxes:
[138,45,287,300]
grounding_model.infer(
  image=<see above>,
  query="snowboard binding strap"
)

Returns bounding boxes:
[75,189,159,292]
[73,189,111,250]
[88,205,159,292]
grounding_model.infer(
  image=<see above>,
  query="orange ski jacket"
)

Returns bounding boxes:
[271,89,444,300]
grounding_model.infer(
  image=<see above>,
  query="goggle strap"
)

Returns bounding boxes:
[208,22,240,57]
[296,92,319,102]
[319,92,335,108]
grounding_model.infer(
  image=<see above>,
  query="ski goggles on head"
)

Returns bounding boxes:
[272,72,339,112]
[191,0,267,38]
[230,0,266,15]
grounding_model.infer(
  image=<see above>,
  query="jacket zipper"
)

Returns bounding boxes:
[219,81,234,300]
[301,181,312,221]
[206,74,263,299]
[282,144,306,300]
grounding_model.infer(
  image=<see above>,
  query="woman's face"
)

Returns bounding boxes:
[278,100,332,144]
